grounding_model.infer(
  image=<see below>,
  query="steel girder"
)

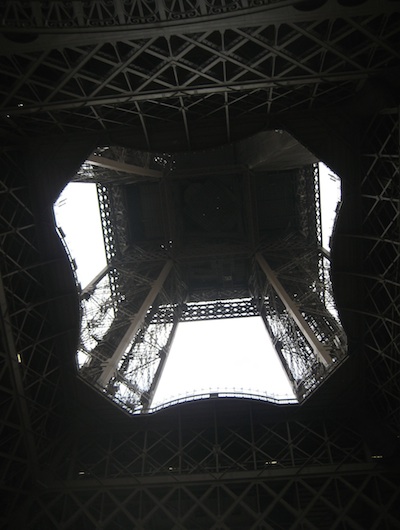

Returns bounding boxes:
[20,473,400,530]
[1,2,399,151]
[1,2,400,528]
[251,238,347,401]
[18,406,400,529]
[75,160,343,410]
[1,0,398,30]
[0,150,68,527]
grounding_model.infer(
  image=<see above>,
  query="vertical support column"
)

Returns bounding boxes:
[98,260,173,386]
[256,253,332,367]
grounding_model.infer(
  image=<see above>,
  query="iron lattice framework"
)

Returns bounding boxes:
[360,108,400,432]
[72,154,346,412]
[251,241,347,401]
[1,1,400,529]
[0,1,399,150]
[20,405,400,529]
[0,151,71,522]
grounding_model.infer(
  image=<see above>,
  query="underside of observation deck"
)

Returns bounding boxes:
[1,1,400,528]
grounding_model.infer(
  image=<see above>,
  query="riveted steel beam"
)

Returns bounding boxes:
[256,252,332,367]
[0,0,398,54]
[98,260,173,386]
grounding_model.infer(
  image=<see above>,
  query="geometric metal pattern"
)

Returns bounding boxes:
[1,2,399,151]
[360,109,400,434]
[253,243,347,401]
[23,473,400,529]
[1,1,400,528]
[0,150,66,526]
[73,158,345,412]
[18,405,400,529]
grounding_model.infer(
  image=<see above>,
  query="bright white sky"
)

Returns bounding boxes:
[54,163,340,407]
[55,183,107,288]
[152,316,293,405]
[319,163,341,249]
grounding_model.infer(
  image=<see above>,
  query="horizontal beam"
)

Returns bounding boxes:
[48,462,381,491]
[1,70,386,116]
[180,300,259,322]
[0,0,397,55]
[87,154,162,179]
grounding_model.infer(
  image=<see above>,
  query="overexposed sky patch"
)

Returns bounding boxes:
[319,163,341,249]
[152,317,295,405]
[54,182,106,288]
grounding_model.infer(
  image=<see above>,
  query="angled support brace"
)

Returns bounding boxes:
[87,154,162,179]
[141,304,183,413]
[81,264,110,297]
[255,253,332,367]
[97,260,173,386]
[259,304,298,393]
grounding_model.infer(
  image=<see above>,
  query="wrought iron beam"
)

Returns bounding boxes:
[1,71,387,117]
[181,299,258,322]
[141,306,182,413]
[0,0,398,54]
[87,154,162,179]
[50,462,381,490]
[98,260,173,386]
[255,253,332,367]
[80,264,109,296]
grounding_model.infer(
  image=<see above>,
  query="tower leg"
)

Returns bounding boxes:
[98,260,173,386]
[255,253,332,367]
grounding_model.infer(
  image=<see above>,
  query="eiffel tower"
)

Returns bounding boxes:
[1,2,400,528]
[72,139,345,412]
